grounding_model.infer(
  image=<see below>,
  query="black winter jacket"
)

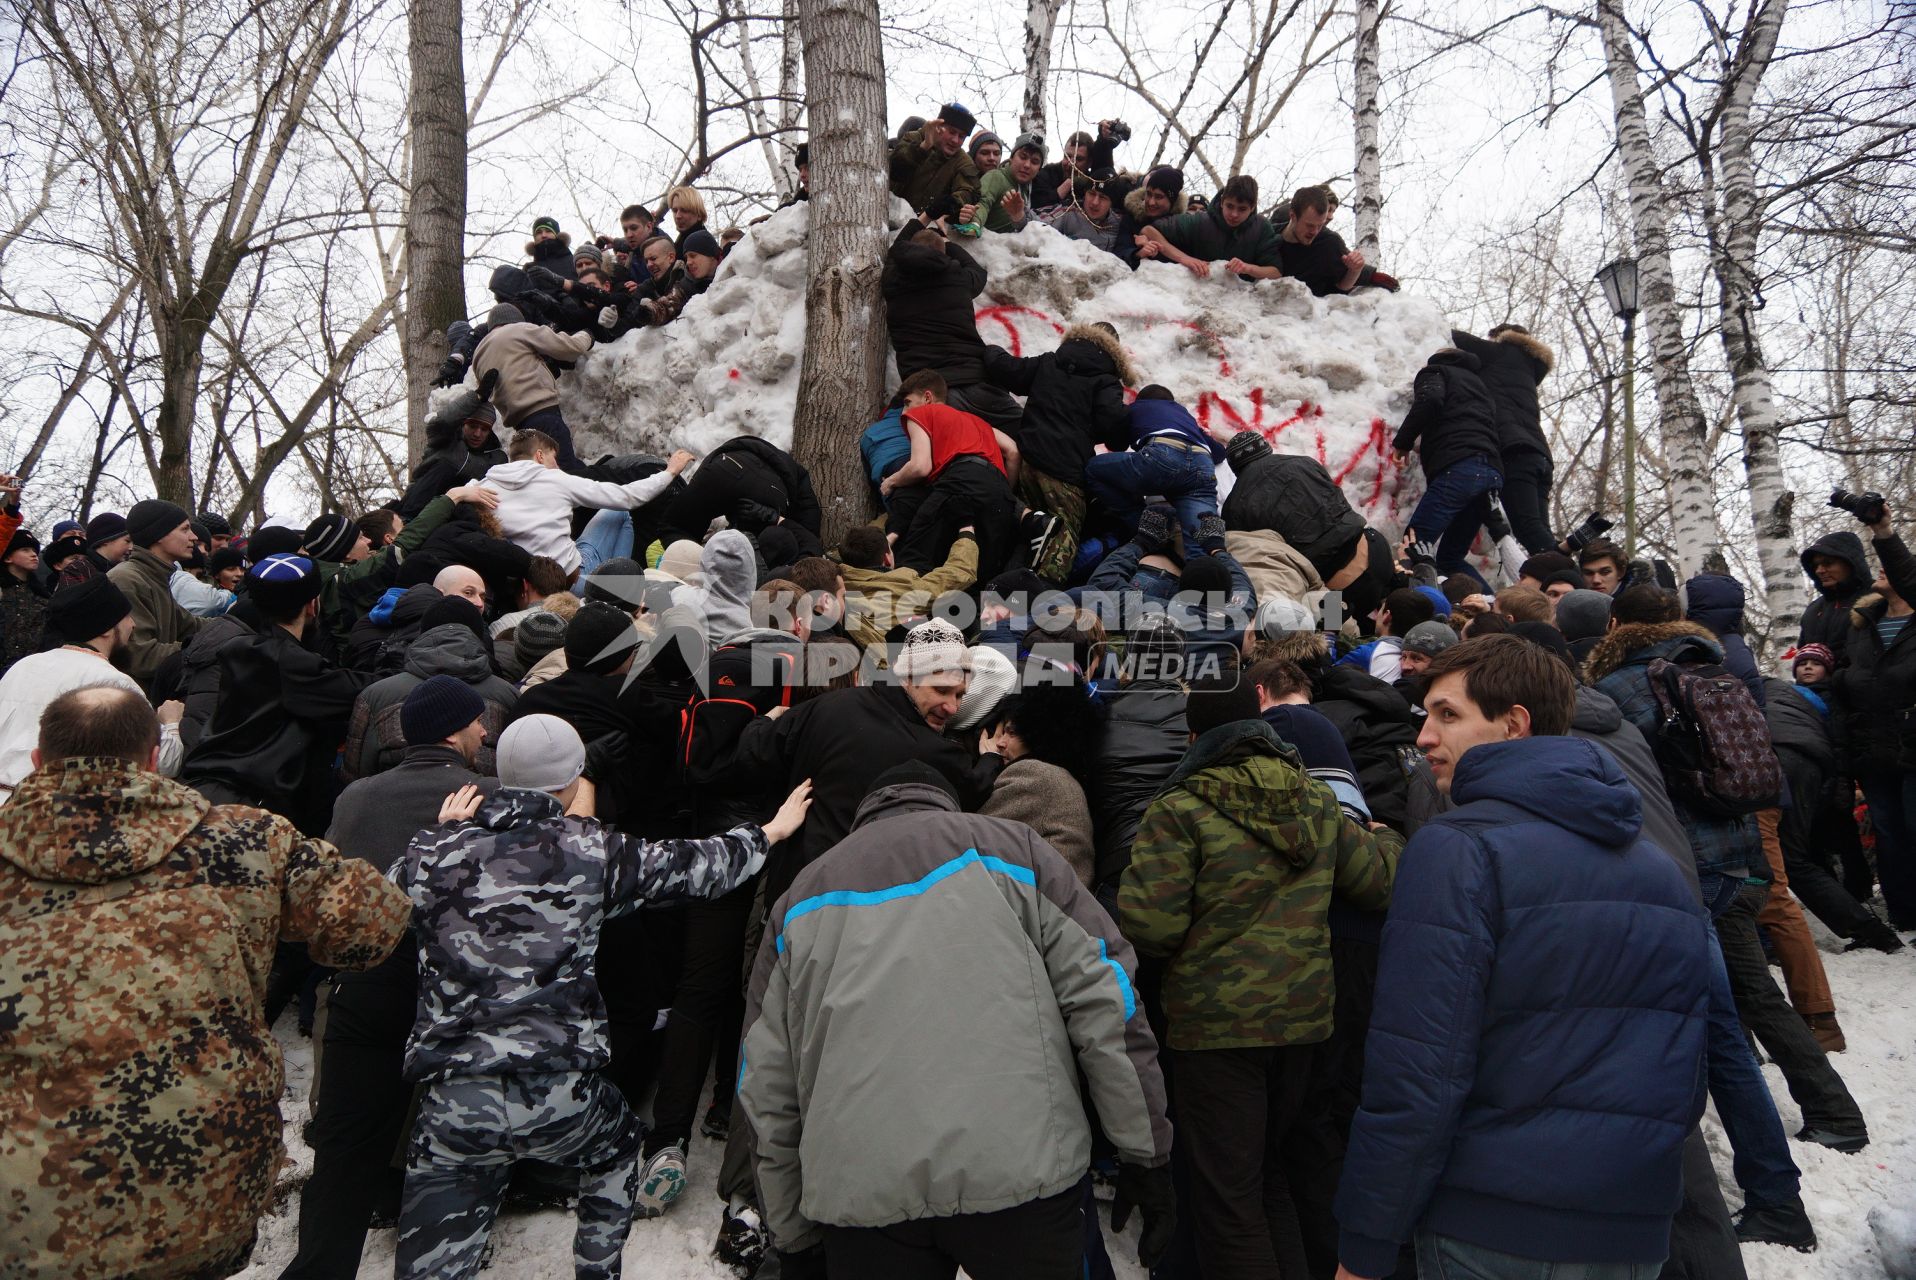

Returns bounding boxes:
[1450,329,1553,464]
[883,218,990,387]
[1309,665,1419,831]
[982,329,1133,484]
[1391,349,1502,479]
[1796,530,1872,661]
[1090,682,1188,888]
[667,436,824,543]
[1221,432,1368,582]
[1830,533,1916,775]
[175,607,259,750]
[343,583,442,674]
[394,509,535,603]
[398,396,506,519]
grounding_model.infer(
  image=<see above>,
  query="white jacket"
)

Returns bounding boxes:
[481,460,677,575]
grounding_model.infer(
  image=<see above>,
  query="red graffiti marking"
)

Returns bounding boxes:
[728,368,740,379]
[974,305,1064,358]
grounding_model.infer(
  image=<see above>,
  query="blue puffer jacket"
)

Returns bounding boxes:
[1335,737,1711,1277]
[1586,620,1765,905]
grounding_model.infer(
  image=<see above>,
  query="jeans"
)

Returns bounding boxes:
[1404,455,1503,583]
[573,508,635,587]
[1859,770,1916,927]
[1498,453,1557,555]
[1415,1233,1661,1280]
[1085,442,1220,543]
[1701,934,1800,1210]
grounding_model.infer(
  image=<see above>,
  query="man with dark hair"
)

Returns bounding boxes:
[837,524,979,655]
[1578,539,1629,595]
[1136,173,1282,280]
[357,508,403,552]
[1609,582,1681,626]
[880,372,1025,578]
[1363,587,1437,683]
[968,131,1044,233]
[0,684,408,1280]
[1796,527,1875,661]
[1123,659,1400,1280]
[1334,634,1713,1280]
[108,498,205,688]
[1276,186,1366,296]
[888,103,982,210]
[484,431,691,578]
[1086,384,1221,545]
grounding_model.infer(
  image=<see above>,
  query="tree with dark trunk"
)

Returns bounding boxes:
[405,0,470,465]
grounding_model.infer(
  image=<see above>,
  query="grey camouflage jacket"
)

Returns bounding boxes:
[391,786,767,1081]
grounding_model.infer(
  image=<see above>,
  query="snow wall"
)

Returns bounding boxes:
[562,199,1452,534]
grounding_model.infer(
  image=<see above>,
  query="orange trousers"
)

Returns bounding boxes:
[1756,807,1835,1017]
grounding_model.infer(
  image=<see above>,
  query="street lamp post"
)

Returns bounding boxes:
[1595,257,1642,557]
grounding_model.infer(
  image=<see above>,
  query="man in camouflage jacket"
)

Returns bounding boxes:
[385,713,811,1280]
[0,685,411,1280]
[1119,678,1400,1280]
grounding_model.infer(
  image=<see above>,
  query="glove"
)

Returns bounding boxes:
[526,265,566,290]
[433,353,468,387]
[1111,1160,1177,1267]
[1194,512,1228,553]
[775,1246,828,1280]
[1133,503,1174,556]
[583,731,632,784]
[732,499,781,534]
[598,304,621,329]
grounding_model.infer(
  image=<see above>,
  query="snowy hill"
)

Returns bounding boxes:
[561,201,1452,534]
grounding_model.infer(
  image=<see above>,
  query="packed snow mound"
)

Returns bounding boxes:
[562,199,1452,530]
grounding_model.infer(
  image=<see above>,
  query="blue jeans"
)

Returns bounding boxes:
[1405,455,1502,584]
[1859,770,1916,926]
[1702,932,1801,1209]
[573,509,634,590]
[1085,441,1219,542]
[1415,1232,1661,1280]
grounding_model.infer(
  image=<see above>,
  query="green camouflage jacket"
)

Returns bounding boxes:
[1119,718,1400,1051]
[0,759,411,1279]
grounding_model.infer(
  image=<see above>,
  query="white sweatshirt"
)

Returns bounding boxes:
[481,459,678,574]
[0,648,184,796]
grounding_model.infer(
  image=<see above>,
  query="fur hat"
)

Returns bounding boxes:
[48,575,131,643]
[938,102,977,137]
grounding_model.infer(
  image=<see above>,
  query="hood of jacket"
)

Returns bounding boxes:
[1159,719,1316,866]
[0,759,208,884]
[1495,328,1556,375]
[1799,530,1870,598]
[699,529,757,645]
[1426,347,1481,372]
[1683,573,1746,637]
[1123,184,1189,223]
[472,785,566,832]
[478,458,548,493]
[890,237,962,283]
[851,779,963,829]
[404,622,496,683]
[1055,323,1139,388]
[1583,619,1723,684]
[1570,684,1625,736]
[1313,663,1416,726]
[1448,736,1643,849]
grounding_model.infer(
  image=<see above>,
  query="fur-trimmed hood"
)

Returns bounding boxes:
[1851,592,1890,628]
[1124,182,1188,223]
[1057,322,1140,387]
[1582,619,1721,685]
[1496,328,1556,375]
[524,231,574,256]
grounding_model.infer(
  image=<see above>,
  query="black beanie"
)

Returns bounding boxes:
[199,512,232,537]
[247,525,306,562]
[401,673,486,746]
[566,601,639,675]
[127,499,190,548]
[1183,661,1260,738]
[85,512,129,548]
[1224,429,1270,473]
[1179,555,1232,597]
[302,513,357,563]
[49,575,133,642]
[418,596,491,654]
[866,759,961,806]
[682,228,722,260]
[207,546,246,576]
[1146,165,1185,197]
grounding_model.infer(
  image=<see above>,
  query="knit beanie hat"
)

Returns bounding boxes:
[417,598,490,654]
[496,714,587,793]
[1011,131,1047,161]
[950,645,1018,731]
[1146,165,1185,197]
[302,512,357,563]
[1413,585,1452,619]
[968,130,1003,160]
[573,243,605,268]
[894,619,969,679]
[682,228,722,260]
[1125,613,1188,681]
[1792,643,1835,676]
[1179,556,1231,597]
[1183,663,1260,737]
[48,575,132,643]
[939,102,978,136]
[246,553,324,614]
[1402,620,1459,658]
[1553,588,1613,643]
[127,499,190,548]
[513,609,569,669]
[199,513,232,537]
[1223,429,1270,472]
[207,547,246,576]
[1510,621,1575,668]
[50,519,83,542]
[656,539,706,585]
[566,601,639,675]
[247,525,306,561]
[866,759,961,806]
[85,512,129,548]
[401,673,486,746]
[582,557,646,610]
[532,215,561,236]
[487,303,524,329]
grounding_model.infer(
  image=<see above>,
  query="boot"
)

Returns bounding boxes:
[1796,1124,1869,1154]
[1805,1011,1847,1054]
[1735,1198,1818,1252]
[1843,917,1907,953]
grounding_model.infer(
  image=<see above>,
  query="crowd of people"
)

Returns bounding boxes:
[0,100,1912,1280]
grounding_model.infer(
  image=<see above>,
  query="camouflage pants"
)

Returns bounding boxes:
[397,1070,643,1280]
[1016,466,1087,585]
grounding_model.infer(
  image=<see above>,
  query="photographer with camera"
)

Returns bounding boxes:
[1797,489,1895,663]
[1822,491,1916,932]
[1031,121,1126,214]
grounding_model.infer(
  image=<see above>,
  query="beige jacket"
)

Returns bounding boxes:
[842,533,980,655]
[472,323,593,427]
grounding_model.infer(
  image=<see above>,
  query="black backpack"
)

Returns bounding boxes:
[1645,657,1783,817]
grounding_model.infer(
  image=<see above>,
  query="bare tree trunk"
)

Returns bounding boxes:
[778,0,803,136]
[405,0,469,466]
[1705,0,1794,653]
[1597,0,1719,576]
[1020,0,1067,137]
[1351,0,1383,258]
[719,0,791,195]
[792,0,889,548]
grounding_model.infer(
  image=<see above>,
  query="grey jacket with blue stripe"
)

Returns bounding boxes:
[738,781,1172,1252]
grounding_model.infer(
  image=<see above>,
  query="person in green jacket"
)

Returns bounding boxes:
[1119,660,1400,1280]
[888,103,982,212]
[1136,172,1284,281]
[300,484,498,658]
[964,132,1045,235]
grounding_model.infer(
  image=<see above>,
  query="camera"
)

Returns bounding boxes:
[1109,119,1132,143]
[1561,511,1615,554]
[1829,488,1887,524]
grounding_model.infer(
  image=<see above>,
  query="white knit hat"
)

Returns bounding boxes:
[949,645,1019,731]
[894,619,970,679]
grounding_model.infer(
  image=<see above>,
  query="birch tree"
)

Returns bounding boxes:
[1020,0,1068,137]
[791,0,889,545]
[1352,0,1383,258]
[1596,0,1719,575]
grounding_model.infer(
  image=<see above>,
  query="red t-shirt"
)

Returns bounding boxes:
[905,403,1005,479]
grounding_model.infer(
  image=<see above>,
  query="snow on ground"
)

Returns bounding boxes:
[559,201,1450,536]
[234,917,1913,1279]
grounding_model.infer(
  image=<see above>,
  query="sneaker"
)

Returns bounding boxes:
[1735,1199,1818,1252]
[1024,510,1060,564]
[1796,1125,1868,1154]
[700,1100,732,1141]
[1843,923,1906,953]
[1483,493,1514,542]
[633,1142,688,1218]
[714,1202,767,1274]
[1804,1012,1847,1054]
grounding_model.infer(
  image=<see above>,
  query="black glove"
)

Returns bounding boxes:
[526,264,566,291]
[776,1246,828,1280]
[433,353,468,387]
[1112,1160,1177,1267]
[732,498,782,534]
[923,193,961,224]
